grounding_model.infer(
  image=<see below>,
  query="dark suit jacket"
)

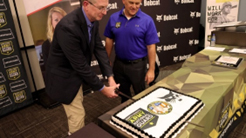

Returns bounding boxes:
[40,39,51,82]
[42,39,51,70]
[45,8,112,104]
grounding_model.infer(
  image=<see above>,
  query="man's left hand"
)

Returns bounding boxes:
[145,70,155,84]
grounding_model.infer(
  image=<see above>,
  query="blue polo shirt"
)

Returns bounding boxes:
[104,8,159,60]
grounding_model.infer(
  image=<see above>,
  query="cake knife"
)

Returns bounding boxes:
[115,88,136,101]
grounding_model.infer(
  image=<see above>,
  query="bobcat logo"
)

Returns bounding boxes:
[194,40,199,45]
[196,12,201,17]
[101,40,105,47]
[173,56,178,62]
[174,28,179,35]
[156,15,163,22]
[97,74,104,80]
[107,2,118,11]
[189,39,194,46]
[159,91,182,102]
[174,0,180,5]
[157,45,162,53]
[157,32,161,37]
[91,60,98,66]
[190,11,195,18]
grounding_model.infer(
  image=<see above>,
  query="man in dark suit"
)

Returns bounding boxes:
[45,0,119,134]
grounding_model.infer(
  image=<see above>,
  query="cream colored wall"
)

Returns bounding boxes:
[28,10,47,45]
[8,0,45,92]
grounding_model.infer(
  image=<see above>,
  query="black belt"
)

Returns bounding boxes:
[116,56,146,64]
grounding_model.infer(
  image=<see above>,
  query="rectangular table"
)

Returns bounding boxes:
[98,45,246,138]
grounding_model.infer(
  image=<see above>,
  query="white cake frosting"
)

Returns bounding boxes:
[110,87,204,138]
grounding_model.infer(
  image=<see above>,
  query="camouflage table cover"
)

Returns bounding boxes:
[98,45,246,138]
[156,45,246,138]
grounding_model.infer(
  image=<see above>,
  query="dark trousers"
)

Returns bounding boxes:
[113,57,147,103]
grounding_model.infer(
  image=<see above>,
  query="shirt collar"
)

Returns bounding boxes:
[82,7,94,28]
[120,7,141,18]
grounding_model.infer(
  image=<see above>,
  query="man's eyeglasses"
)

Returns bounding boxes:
[87,1,109,12]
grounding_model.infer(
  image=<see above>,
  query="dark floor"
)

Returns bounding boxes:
[0,62,246,138]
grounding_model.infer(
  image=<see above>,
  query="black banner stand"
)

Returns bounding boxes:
[0,0,33,117]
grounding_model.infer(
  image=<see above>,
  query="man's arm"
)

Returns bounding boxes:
[105,37,114,59]
[145,44,156,84]
[93,24,113,78]
[100,38,118,97]
[105,37,118,87]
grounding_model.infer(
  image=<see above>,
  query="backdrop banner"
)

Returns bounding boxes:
[0,0,33,117]
[205,0,240,47]
[23,0,201,85]
[99,0,201,68]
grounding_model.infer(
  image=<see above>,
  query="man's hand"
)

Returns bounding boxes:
[145,69,155,85]
[108,76,120,88]
[101,86,118,98]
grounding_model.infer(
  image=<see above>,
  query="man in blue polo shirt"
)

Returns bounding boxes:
[104,0,159,103]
